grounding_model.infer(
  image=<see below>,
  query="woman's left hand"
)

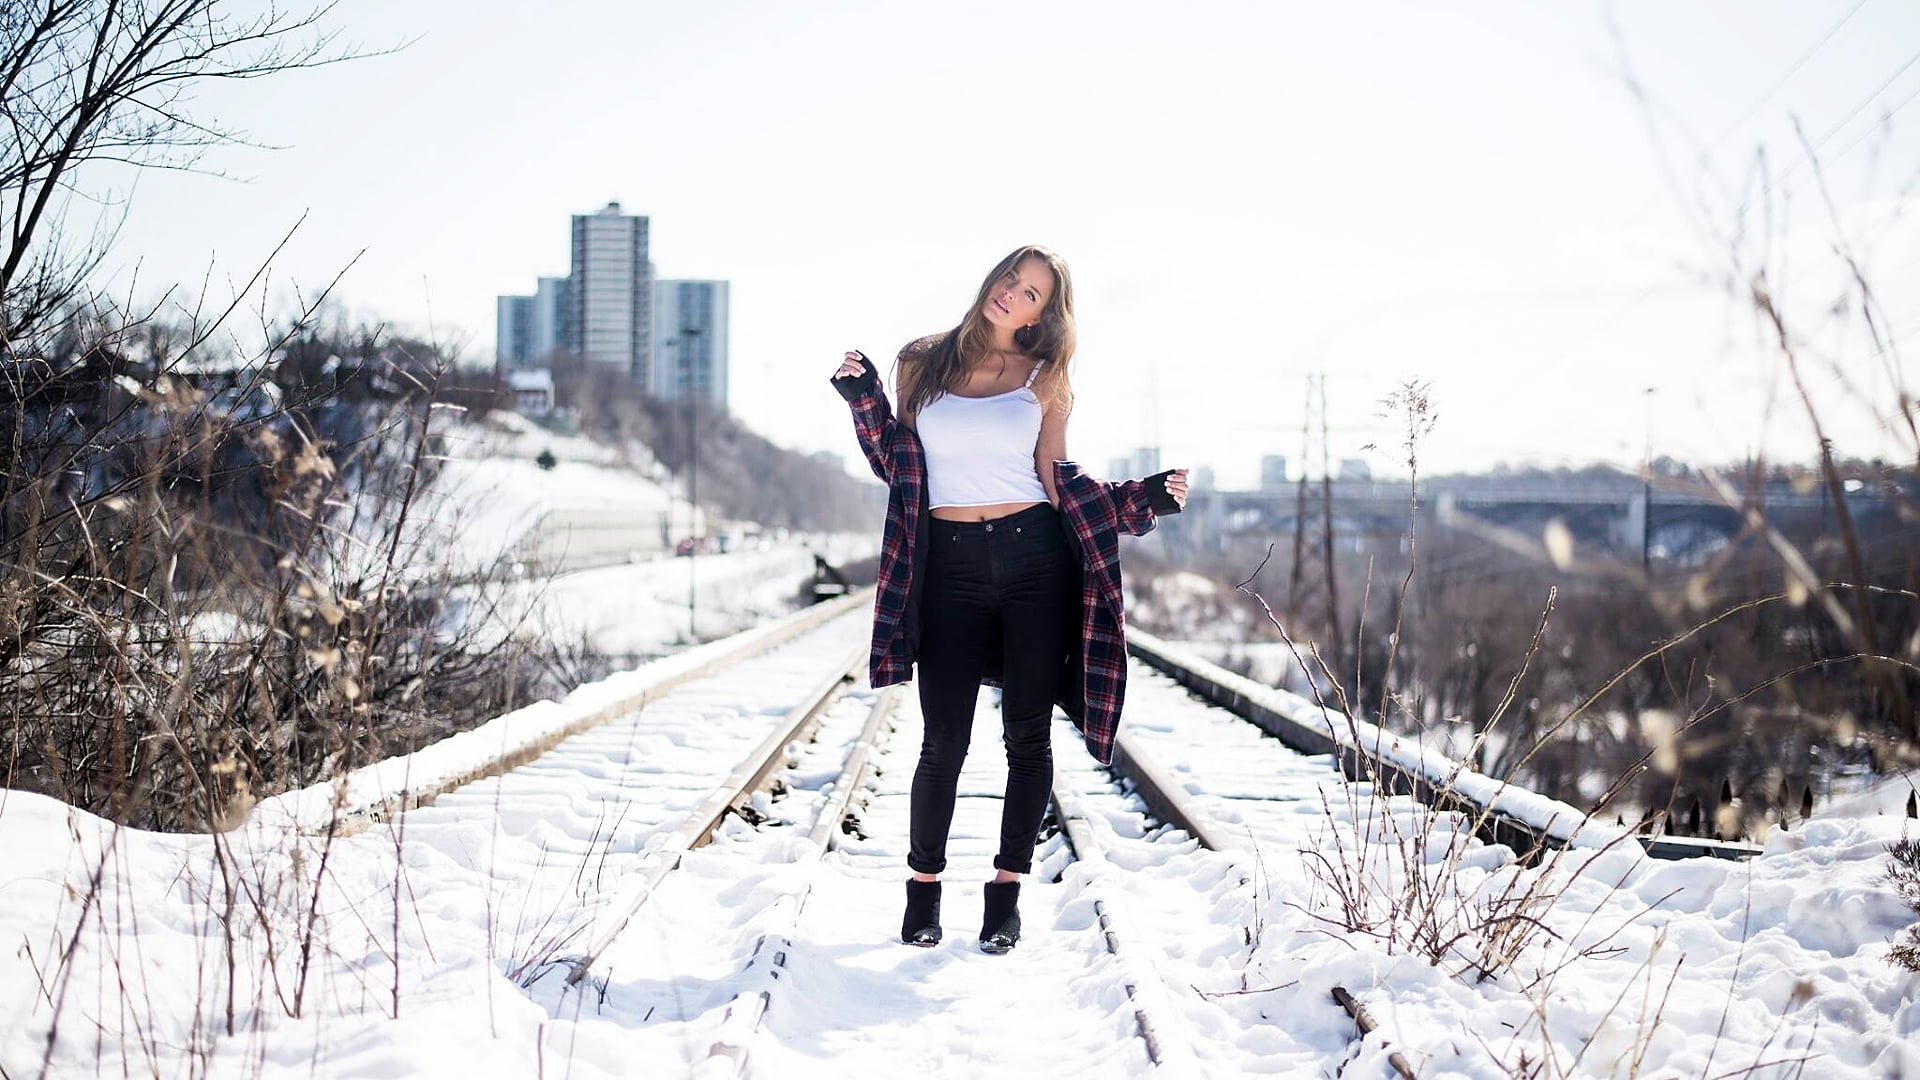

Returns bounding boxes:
[1166,468,1189,509]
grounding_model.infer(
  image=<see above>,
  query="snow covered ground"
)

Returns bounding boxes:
[483,545,833,660]
[0,610,874,1079]
[423,407,869,576]
[1158,637,1303,693]
[424,408,681,571]
[421,406,875,660]
[1820,768,1920,820]
[2,607,1916,1078]
[1110,666,1920,1078]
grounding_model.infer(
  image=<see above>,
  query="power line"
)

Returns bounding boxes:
[1702,0,1871,156]
[1621,1,1874,225]
[1791,42,1920,168]
[1585,37,1920,344]
[1799,72,1920,182]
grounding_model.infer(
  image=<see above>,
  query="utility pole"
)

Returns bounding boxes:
[1288,380,1314,617]
[1319,379,1341,654]
[1286,373,1343,678]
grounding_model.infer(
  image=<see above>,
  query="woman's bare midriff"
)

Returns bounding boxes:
[930,500,1049,522]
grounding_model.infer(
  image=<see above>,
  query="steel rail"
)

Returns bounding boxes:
[704,686,903,1075]
[1100,722,1415,1079]
[1109,729,1236,853]
[1123,627,1763,862]
[564,642,869,986]
[807,686,902,851]
[260,588,875,835]
[1047,768,1205,1073]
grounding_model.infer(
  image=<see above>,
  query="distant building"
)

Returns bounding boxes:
[653,279,730,408]
[1260,454,1290,489]
[1129,447,1160,478]
[1192,466,1215,491]
[1339,458,1372,482]
[568,202,654,383]
[506,368,555,413]
[531,275,571,362]
[495,295,535,368]
[496,277,570,370]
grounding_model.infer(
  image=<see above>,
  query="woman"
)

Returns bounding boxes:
[830,245,1188,954]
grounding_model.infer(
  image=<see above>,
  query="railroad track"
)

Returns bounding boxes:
[238,593,1766,1077]
[1053,669,1430,1077]
[526,623,1441,1075]
[1122,628,1764,862]
[251,588,878,834]
[1044,630,1761,1078]
[381,600,877,1012]
[555,655,1204,1076]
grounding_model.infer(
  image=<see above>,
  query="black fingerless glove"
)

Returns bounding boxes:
[831,352,879,401]
[1143,469,1183,515]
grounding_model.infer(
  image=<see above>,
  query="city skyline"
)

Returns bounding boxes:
[496,202,731,409]
[74,2,1920,488]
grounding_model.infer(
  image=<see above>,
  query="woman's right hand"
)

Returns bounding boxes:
[833,351,866,380]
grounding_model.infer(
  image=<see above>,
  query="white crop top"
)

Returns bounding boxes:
[916,362,1049,509]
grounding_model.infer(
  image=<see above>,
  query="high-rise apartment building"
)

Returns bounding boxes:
[652,279,729,409]
[530,276,570,363]
[496,277,572,369]
[495,295,535,368]
[568,202,653,382]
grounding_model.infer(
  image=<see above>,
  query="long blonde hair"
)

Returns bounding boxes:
[897,245,1076,424]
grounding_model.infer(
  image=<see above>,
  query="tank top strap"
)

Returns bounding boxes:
[1023,360,1044,388]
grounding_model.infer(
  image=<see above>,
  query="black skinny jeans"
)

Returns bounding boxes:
[909,502,1076,876]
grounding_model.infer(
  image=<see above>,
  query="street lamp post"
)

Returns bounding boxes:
[1642,386,1657,572]
[682,324,703,641]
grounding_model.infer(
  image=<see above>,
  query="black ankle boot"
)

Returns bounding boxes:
[979,880,1021,953]
[902,880,942,946]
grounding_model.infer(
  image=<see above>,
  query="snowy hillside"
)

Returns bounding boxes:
[424,408,875,658]
[424,409,687,571]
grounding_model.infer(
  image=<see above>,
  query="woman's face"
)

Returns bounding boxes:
[980,255,1055,335]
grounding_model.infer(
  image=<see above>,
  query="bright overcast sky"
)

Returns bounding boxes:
[83,1,1920,486]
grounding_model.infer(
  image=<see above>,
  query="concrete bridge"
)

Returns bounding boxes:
[1162,478,1906,563]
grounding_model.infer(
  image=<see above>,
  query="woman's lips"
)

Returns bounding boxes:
[993,298,1010,314]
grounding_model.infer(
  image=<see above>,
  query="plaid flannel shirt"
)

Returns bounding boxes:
[832,352,1177,765]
